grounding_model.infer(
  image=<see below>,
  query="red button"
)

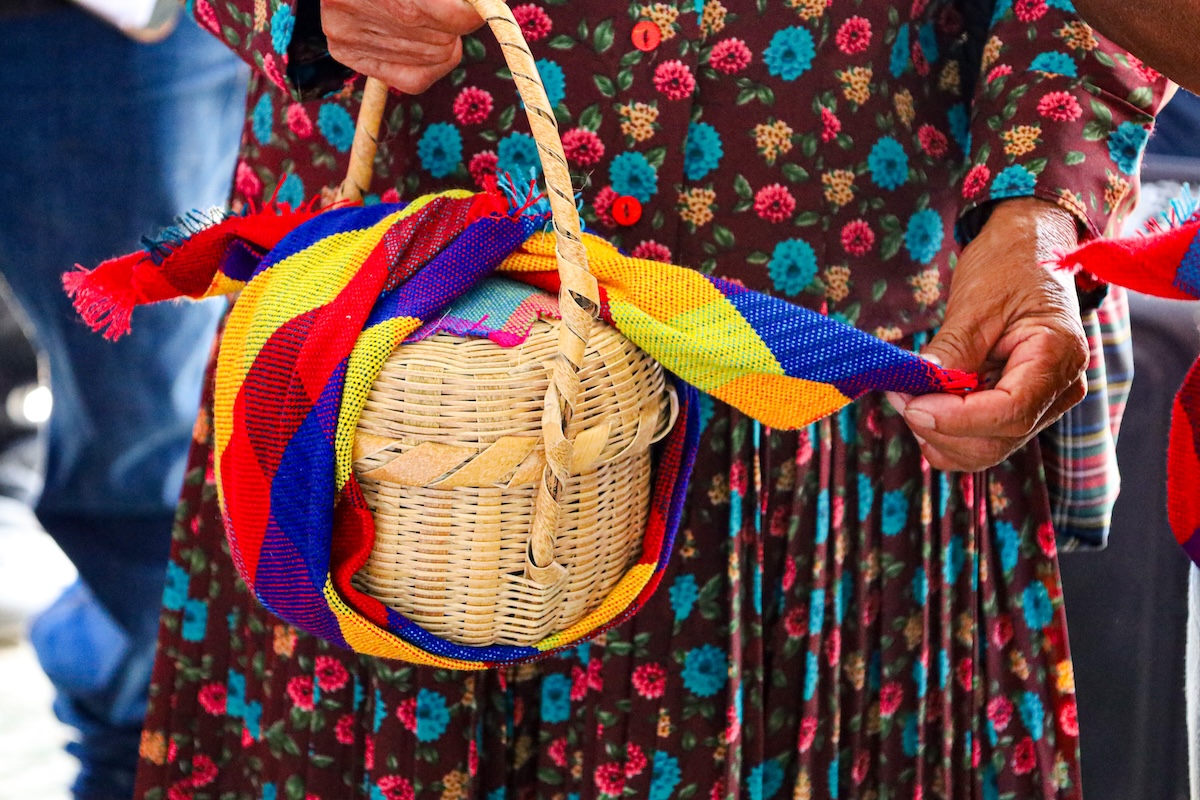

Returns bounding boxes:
[613,195,643,226]
[631,21,662,52]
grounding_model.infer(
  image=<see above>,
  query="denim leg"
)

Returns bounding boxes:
[0,11,247,799]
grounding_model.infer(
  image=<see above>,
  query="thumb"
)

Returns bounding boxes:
[920,309,994,373]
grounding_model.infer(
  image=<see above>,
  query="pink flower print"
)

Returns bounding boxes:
[468,739,478,775]
[1012,737,1036,775]
[783,606,808,638]
[912,40,930,76]
[918,124,948,157]
[380,188,400,203]
[632,662,667,699]
[513,696,525,726]
[987,64,1013,83]
[957,657,974,691]
[377,775,415,800]
[624,742,648,777]
[593,186,618,228]
[396,697,417,732]
[832,495,845,528]
[262,53,288,93]
[453,87,493,125]
[725,702,741,744]
[314,655,349,692]
[511,3,552,41]
[197,682,227,715]
[709,779,726,800]
[548,737,569,767]
[235,161,262,201]
[1037,522,1058,556]
[562,128,605,167]
[754,183,796,223]
[286,104,312,138]
[990,614,1014,648]
[190,754,218,787]
[911,0,930,15]
[852,749,870,784]
[825,627,841,665]
[468,151,498,188]
[286,676,314,711]
[841,220,875,256]
[798,716,818,752]
[631,240,672,262]
[167,782,193,800]
[594,762,626,796]
[1036,91,1082,122]
[1058,697,1079,737]
[821,107,842,143]
[710,38,752,74]
[879,682,903,716]
[571,665,589,701]
[193,0,220,35]
[1015,0,1048,21]
[782,555,796,591]
[835,17,872,55]
[729,460,748,495]
[987,695,1013,731]
[654,60,696,100]
[962,164,990,199]
[1128,55,1162,82]
[364,734,375,769]
[334,714,355,745]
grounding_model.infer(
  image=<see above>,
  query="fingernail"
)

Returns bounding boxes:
[905,407,935,430]
[913,434,927,447]
[885,392,907,415]
[919,352,943,367]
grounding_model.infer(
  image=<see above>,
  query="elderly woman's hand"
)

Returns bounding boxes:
[322,0,484,94]
[885,197,1089,472]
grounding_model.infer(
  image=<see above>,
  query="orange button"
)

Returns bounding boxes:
[631,20,662,52]
[613,195,643,226]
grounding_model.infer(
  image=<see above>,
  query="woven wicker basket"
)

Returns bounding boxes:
[336,0,677,648]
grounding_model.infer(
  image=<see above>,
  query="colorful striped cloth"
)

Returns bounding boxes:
[64,189,974,667]
[1054,189,1200,565]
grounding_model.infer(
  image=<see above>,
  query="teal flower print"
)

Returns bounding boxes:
[1108,121,1149,175]
[938,649,950,689]
[838,572,852,624]
[815,490,830,544]
[911,567,927,607]
[668,573,699,622]
[317,103,355,153]
[1020,690,1045,740]
[415,688,450,741]
[226,671,246,718]
[944,535,965,584]
[684,122,724,180]
[828,756,840,799]
[609,152,658,202]
[417,123,463,178]
[242,700,262,739]
[868,137,909,190]
[263,784,277,800]
[904,209,944,265]
[373,688,386,732]
[947,104,970,152]
[648,751,682,800]
[1046,0,1076,9]
[251,93,273,145]
[984,765,1000,800]
[917,23,939,62]
[535,59,566,107]
[498,132,542,180]
[803,650,819,700]
[880,490,909,536]
[163,560,189,610]
[270,4,293,54]
[767,238,818,296]
[1029,51,1078,78]
[995,521,1020,573]
[913,657,927,698]
[1023,581,1054,631]
[182,598,208,642]
[486,790,506,800]
[540,673,572,723]
[745,759,785,800]
[764,27,816,80]
[990,165,1037,200]
[697,392,715,432]
[276,173,304,208]
[902,713,920,757]
[809,587,826,633]
[857,473,874,522]
[991,0,1013,24]
[889,25,911,78]
[681,644,728,697]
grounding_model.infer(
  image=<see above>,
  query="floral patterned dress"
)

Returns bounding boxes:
[135,2,1166,799]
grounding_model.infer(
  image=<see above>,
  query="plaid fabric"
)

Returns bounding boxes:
[63,190,976,667]
[1054,191,1200,566]
[1039,287,1132,550]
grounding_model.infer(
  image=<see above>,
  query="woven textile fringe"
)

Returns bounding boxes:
[64,189,975,667]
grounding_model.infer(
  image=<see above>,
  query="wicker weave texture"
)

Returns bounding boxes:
[352,320,672,646]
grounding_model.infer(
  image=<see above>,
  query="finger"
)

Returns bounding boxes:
[884,391,912,416]
[370,47,463,93]
[920,306,1003,373]
[909,428,1019,472]
[904,328,1083,439]
[418,0,485,34]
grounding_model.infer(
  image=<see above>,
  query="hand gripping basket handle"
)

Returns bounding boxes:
[337,0,600,586]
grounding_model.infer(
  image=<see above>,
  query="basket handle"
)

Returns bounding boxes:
[337,0,599,586]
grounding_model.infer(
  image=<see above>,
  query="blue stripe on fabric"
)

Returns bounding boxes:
[255,203,401,275]
[1174,225,1200,298]
[711,275,938,394]
[252,519,349,648]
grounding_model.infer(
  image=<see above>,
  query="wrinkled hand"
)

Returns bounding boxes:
[886,198,1088,472]
[322,0,484,94]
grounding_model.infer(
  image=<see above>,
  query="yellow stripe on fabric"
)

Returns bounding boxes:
[323,580,485,669]
[333,316,421,491]
[608,300,784,393]
[206,272,247,298]
[713,373,851,430]
[214,195,450,469]
[536,562,656,651]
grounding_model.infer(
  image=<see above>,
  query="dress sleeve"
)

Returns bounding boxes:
[190,0,352,101]
[956,0,1172,241]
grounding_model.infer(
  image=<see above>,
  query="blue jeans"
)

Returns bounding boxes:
[0,11,247,799]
